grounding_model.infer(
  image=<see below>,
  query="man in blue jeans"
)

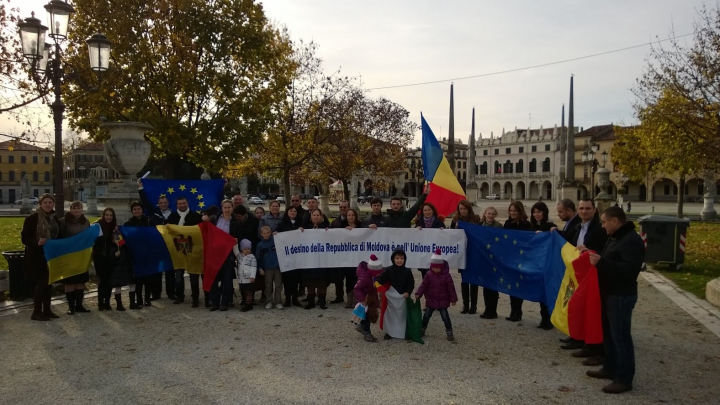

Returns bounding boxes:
[584,206,645,394]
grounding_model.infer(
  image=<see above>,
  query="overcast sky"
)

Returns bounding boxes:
[7,0,708,147]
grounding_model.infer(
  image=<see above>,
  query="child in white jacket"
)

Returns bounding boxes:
[237,239,257,312]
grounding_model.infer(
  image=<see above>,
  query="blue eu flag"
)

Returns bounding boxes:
[458,222,566,305]
[142,179,225,213]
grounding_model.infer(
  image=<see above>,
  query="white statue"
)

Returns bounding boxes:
[87,172,97,197]
[20,174,31,198]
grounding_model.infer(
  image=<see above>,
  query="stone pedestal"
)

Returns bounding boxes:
[86,197,99,216]
[19,198,32,214]
[319,194,331,214]
[707,277,720,309]
[701,173,717,220]
[98,122,154,224]
[466,183,479,206]
[594,167,614,214]
[560,185,578,201]
[350,175,359,210]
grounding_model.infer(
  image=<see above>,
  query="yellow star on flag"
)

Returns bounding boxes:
[160,193,166,198]
[499,277,504,283]
[486,244,491,249]
[508,284,512,290]
[179,184,187,191]
[495,237,500,242]
[197,194,203,200]
[519,275,523,280]
[519,249,524,255]
[489,254,493,259]
[167,187,174,194]
[492,267,497,272]
[190,188,198,194]
[516,282,520,288]
[198,202,205,208]
[196,210,201,214]
[518,263,522,269]
[513,240,517,245]
[504,234,508,239]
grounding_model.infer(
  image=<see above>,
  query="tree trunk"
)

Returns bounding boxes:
[677,174,686,218]
[283,167,292,210]
[342,179,349,201]
[163,154,181,179]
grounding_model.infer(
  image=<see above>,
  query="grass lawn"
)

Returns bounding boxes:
[655,222,720,300]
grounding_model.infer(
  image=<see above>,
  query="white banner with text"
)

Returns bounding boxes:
[274,228,467,271]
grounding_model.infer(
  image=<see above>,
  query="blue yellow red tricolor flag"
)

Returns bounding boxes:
[142,179,225,214]
[459,222,602,342]
[118,223,237,292]
[421,115,466,216]
[44,224,103,284]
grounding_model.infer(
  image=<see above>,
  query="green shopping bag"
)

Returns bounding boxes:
[405,297,424,344]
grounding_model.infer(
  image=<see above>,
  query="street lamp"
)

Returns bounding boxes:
[18,1,111,215]
[581,142,598,198]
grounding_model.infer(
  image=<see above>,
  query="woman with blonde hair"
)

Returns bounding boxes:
[58,201,91,314]
[478,206,503,319]
[450,200,480,314]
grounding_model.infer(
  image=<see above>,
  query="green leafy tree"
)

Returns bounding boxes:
[62,0,295,178]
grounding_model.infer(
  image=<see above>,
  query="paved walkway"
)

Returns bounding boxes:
[2,271,720,404]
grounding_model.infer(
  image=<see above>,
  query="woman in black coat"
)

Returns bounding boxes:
[21,194,60,321]
[415,202,445,279]
[93,208,124,311]
[450,200,481,314]
[300,208,330,309]
[503,200,532,322]
[277,206,303,307]
[530,201,556,330]
[330,208,364,308]
[123,201,156,308]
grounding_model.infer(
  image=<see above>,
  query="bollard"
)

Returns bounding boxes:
[652,206,655,213]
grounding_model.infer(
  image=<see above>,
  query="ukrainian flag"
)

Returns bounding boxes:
[44,224,103,284]
[421,115,466,216]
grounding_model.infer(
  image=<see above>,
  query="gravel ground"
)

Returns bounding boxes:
[2,272,720,405]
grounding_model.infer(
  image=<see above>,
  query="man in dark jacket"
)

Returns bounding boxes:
[362,197,388,228]
[167,197,205,307]
[386,185,429,228]
[290,195,307,220]
[556,198,581,243]
[585,207,644,394]
[301,197,328,228]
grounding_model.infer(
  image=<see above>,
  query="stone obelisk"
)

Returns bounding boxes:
[561,76,578,200]
[466,107,478,204]
[447,83,455,171]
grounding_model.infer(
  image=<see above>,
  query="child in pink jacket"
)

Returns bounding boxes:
[415,248,458,341]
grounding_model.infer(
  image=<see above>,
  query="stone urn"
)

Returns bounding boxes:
[101,122,153,186]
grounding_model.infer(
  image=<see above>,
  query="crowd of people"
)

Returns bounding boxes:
[21,184,645,394]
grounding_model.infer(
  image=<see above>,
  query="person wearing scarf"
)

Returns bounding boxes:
[93,208,120,310]
[21,194,60,321]
[58,201,91,315]
[414,202,445,278]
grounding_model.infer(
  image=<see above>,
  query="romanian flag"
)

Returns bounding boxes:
[118,223,238,292]
[421,115,466,216]
[142,179,225,214]
[44,224,103,284]
[459,222,602,342]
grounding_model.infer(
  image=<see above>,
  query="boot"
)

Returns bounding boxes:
[304,294,316,310]
[318,294,328,310]
[74,290,91,313]
[469,285,478,314]
[31,293,50,321]
[129,292,141,310]
[446,329,455,341]
[98,292,105,311]
[115,294,126,311]
[192,298,199,308]
[144,288,152,307]
[204,294,211,308]
[42,290,59,318]
[103,290,113,311]
[506,297,523,322]
[460,283,469,314]
[479,291,497,319]
[292,293,302,307]
[66,292,76,315]
[344,294,354,309]
[284,295,291,308]
[330,285,344,303]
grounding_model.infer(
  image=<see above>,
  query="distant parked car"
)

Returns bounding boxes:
[15,197,39,205]
[249,197,263,205]
[276,196,285,203]
[485,194,500,200]
[357,195,370,204]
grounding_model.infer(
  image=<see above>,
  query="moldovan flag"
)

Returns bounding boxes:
[44,224,103,284]
[421,114,466,216]
[121,223,237,292]
[550,250,603,344]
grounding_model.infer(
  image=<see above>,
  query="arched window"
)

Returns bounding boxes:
[516,159,524,173]
[32,171,38,182]
[504,159,513,174]
[542,157,551,172]
[494,161,502,173]
[529,158,537,173]
[480,162,488,175]
[44,171,50,182]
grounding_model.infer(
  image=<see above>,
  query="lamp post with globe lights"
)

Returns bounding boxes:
[18,0,111,215]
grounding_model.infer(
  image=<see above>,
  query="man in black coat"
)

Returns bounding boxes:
[290,195,307,221]
[300,197,329,228]
[167,197,204,307]
[137,179,174,300]
[555,198,581,243]
[586,207,644,394]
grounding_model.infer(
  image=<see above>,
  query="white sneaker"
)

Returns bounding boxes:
[265,302,272,309]
[275,303,284,310]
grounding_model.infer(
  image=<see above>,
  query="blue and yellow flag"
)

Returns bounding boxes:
[458,222,567,310]
[142,179,225,214]
[44,224,103,284]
